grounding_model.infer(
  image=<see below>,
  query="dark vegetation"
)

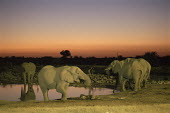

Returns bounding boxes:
[0,52,170,84]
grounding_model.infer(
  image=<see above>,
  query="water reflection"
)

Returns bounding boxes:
[20,84,36,101]
[0,84,113,101]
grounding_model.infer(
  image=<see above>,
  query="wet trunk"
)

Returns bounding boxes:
[84,75,91,87]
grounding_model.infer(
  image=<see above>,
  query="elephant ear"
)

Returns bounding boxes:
[120,61,124,68]
[75,67,85,79]
[60,69,74,83]
[113,61,122,73]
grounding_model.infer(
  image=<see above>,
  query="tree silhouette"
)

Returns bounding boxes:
[143,51,159,66]
[60,50,72,58]
[117,55,123,60]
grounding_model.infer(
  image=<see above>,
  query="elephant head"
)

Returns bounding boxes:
[21,62,36,76]
[105,64,112,76]
[61,66,91,87]
[21,62,36,85]
[105,60,123,75]
[105,60,125,89]
[75,67,91,87]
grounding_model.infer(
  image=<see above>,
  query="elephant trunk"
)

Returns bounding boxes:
[105,65,113,76]
[105,69,111,76]
[82,74,91,87]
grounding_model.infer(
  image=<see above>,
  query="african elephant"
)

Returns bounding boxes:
[124,58,151,88]
[21,62,36,93]
[105,59,145,91]
[105,60,124,88]
[38,65,91,101]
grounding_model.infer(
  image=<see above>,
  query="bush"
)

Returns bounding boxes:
[0,72,18,84]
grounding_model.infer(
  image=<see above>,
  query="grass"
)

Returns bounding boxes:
[0,104,169,113]
[0,84,170,113]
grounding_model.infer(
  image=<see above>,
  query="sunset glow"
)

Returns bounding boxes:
[0,0,169,57]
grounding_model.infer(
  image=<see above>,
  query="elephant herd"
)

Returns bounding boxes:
[21,63,91,101]
[21,58,151,101]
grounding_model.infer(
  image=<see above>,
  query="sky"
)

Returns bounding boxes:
[0,0,169,57]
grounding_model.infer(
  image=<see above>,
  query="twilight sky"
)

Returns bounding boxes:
[0,0,169,57]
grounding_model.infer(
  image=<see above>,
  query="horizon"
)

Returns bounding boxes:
[0,51,168,58]
[0,0,169,57]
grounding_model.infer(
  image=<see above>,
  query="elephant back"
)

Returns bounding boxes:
[38,65,59,86]
[21,62,36,74]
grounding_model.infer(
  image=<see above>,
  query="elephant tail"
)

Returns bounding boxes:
[138,69,144,82]
[146,71,151,80]
[146,66,151,80]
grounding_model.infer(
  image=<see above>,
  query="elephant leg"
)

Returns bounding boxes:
[143,79,147,88]
[139,73,146,90]
[118,75,123,85]
[133,71,142,91]
[22,72,27,93]
[28,74,31,85]
[134,81,138,91]
[144,73,149,88]
[134,77,140,91]
[56,82,69,100]
[140,74,146,88]
[27,74,31,92]
[42,89,49,101]
[30,74,34,84]
[138,78,142,90]
[115,75,119,89]
[133,77,139,91]
[28,83,33,93]
[116,75,123,90]
[61,85,68,100]
[121,79,127,91]
[28,74,34,92]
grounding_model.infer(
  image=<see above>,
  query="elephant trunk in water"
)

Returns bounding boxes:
[80,73,91,87]
[105,66,112,76]
[105,69,111,76]
[84,75,91,87]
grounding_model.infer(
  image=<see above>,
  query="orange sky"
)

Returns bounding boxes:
[0,0,169,57]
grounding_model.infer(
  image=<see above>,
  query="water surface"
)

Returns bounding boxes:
[0,84,113,101]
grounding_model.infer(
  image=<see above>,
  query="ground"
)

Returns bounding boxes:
[0,84,170,113]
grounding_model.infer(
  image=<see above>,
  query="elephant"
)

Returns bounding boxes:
[105,59,145,91]
[38,65,91,101]
[105,60,124,88]
[21,62,36,93]
[124,58,151,88]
